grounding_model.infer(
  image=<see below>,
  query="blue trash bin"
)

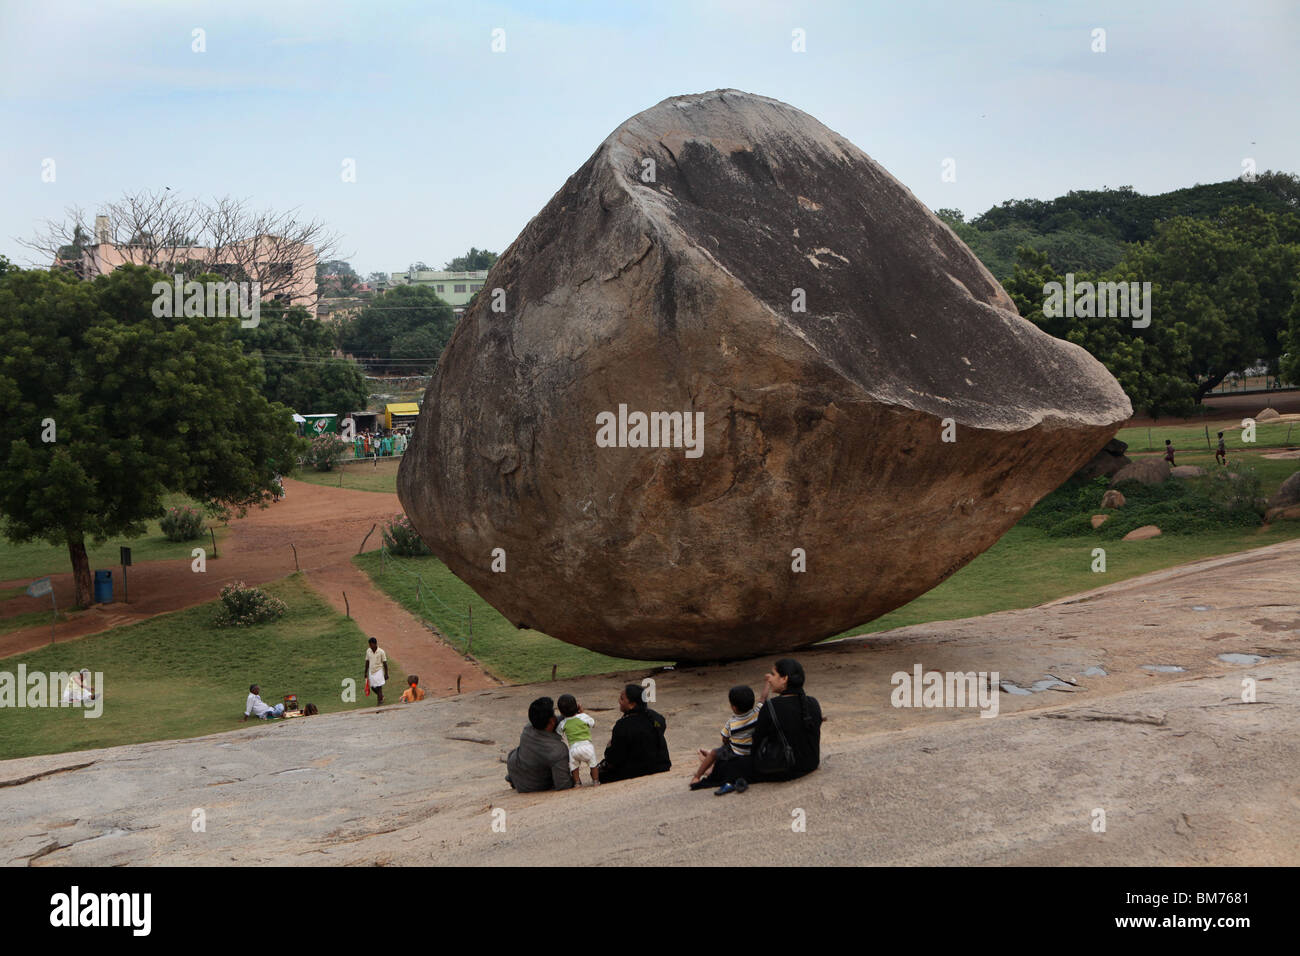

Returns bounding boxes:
[94,569,113,604]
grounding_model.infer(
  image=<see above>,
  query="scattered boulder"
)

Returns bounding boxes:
[1100,490,1126,509]
[1170,465,1205,478]
[1091,514,1109,528]
[1269,470,1300,509]
[1256,407,1280,421]
[1264,504,1300,524]
[1123,525,1162,541]
[1109,459,1170,487]
[1072,438,1131,481]
[398,89,1133,660]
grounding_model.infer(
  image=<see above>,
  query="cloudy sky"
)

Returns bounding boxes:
[2,0,1296,276]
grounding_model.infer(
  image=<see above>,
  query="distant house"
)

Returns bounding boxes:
[387,269,489,309]
[59,216,318,315]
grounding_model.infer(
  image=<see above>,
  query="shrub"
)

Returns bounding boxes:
[382,513,431,556]
[1020,471,1261,539]
[214,582,287,627]
[307,433,349,472]
[160,505,205,541]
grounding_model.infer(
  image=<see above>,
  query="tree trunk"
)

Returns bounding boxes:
[67,531,92,609]
[1194,371,1229,404]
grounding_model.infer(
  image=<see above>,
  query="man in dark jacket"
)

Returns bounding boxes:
[506,697,573,793]
[597,684,671,783]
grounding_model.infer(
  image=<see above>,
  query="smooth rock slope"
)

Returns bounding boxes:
[399,89,1131,659]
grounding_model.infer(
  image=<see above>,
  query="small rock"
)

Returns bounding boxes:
[1091,514,1109,528]
[1170,465,1205,478]
[1100,490,1126,509]
[1256,407,1280,421]
[1123,525,1162,541]
[1268,470,1300,509]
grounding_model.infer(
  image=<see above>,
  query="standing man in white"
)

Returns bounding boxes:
[364,636,389,705]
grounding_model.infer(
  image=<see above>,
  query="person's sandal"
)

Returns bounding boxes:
[714,782,736,795]
[690,780,712,791]
[733,778,749,793]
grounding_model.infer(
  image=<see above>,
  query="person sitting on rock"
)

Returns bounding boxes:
[506,697,573,793]
[704,659,822,794]
[690,685,759,789]
[243,684,284,721]
[596,684,671,784]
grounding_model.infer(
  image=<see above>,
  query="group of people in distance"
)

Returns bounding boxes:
[506,658,822,796]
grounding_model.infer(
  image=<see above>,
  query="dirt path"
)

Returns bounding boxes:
[0,478,495,694]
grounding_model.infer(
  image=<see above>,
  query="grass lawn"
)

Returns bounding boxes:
[1116,420,1297,453]
[353,552,667,684]
[0,493,229,585]
[0,574,404,762]
[292,458,401,494]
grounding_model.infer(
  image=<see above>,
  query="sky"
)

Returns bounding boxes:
[1,0,1297,276]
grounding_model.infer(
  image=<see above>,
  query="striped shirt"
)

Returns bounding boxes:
[722,704,761,756]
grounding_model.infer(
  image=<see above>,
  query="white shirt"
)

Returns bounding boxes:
[245,693,273,717]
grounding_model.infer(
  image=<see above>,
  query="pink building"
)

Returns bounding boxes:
[61,216,318,315]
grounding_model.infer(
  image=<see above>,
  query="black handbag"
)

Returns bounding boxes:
[753,697,796,776]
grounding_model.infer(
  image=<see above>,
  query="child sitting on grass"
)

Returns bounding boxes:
[556,694,599,786]
[690,685,760,789]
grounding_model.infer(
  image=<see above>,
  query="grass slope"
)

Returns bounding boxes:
[0,574,404,762]
[353,552,666,684]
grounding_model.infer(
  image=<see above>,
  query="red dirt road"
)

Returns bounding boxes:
[0,479,498,694]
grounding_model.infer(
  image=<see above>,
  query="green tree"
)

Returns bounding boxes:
[444,247,498,271]
[236,301,369,413]
[339,284,456,373]
[0,265,304,606]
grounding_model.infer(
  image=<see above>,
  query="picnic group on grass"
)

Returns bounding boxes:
[506,657,823,796]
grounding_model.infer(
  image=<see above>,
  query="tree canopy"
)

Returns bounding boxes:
[235,301,369,413]
[444,247,497,271]
[0,264,303,606]
[338,284,456,373]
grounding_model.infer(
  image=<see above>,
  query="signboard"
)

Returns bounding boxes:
[120,546,132,567]
[26,577,52,598]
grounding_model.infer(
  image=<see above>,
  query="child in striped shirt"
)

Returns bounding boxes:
[690,686,760,788]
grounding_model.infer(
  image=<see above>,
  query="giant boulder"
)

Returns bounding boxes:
[398,89,1132,660]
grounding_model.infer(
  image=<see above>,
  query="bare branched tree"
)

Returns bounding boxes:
[21,190,345,309]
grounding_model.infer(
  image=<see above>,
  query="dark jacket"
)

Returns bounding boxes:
[505,725,573,793]
[599,705,671,782]
[751,692,821,781]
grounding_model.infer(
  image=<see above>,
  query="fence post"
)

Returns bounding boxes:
[358,523,377,555]
[1204,425,1211,451]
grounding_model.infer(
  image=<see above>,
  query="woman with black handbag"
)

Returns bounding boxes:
[708,658,822,794]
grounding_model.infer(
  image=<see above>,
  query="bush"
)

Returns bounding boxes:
[1019,471,1261,539]
[214,582,287,627]
[160,505,205,541]
[382,513,431,556]
[307,433,348,472]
